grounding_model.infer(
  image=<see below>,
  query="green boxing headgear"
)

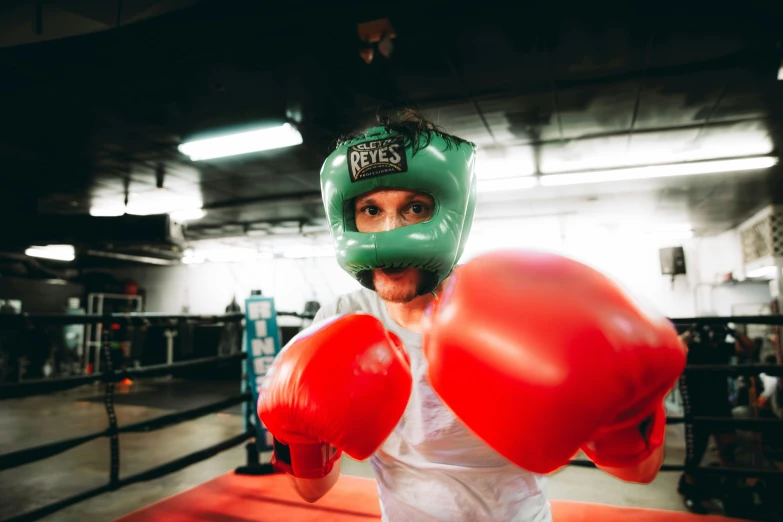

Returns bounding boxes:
[320,126,477,293]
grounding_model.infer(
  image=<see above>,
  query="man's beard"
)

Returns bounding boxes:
[372,270,437,303]
[374,281,419,303]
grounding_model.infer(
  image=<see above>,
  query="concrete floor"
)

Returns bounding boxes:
[1,378,696,521]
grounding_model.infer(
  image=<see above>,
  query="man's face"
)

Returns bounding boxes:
[354,188,435,303]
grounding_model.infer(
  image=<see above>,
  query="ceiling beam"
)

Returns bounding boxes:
[202,190,322,211]
[484,117,767,147]
[372,45,780,117]
[626,30,656,152]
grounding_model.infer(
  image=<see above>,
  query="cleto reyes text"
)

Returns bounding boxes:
[350,143,403,174]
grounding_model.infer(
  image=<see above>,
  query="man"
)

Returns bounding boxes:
[258,111,686,521]
[676,323,757,514]
[758,355,780,414]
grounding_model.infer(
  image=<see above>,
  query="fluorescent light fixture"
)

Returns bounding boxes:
[125,192,203,216]
[92,192,204,217]
[181,249,203,265]
[90,204,125,217]
[540,156,778,186]
[170,208,206,221]
[478,176,538,193]
[746,265,778,279]
[541,125,773,173]
[26,245,75,262]
[178,123,303,161]
[778,61,783,81]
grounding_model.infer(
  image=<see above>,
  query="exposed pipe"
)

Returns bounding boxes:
[85,250,180,266]
[436,39,495,144]
[626,31,655,151]
[0,252,69,280]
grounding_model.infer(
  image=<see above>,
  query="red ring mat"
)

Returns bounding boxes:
[114,471,748,521]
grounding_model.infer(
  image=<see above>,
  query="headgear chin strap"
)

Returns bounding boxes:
[320,126,477,294]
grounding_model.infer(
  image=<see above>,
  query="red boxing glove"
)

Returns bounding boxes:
[423,250,686,474]
[257,313,411,479]
[581,401,667,468]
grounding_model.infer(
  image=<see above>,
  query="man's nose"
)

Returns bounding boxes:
[380,212,405,232]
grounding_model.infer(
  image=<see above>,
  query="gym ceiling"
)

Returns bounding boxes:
[1,1,781,267]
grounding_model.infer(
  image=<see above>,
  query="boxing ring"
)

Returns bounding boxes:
[114,471,740,522]
[0,309,781,521]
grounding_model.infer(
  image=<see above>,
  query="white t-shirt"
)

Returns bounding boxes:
[759,373,779,400]
[313,288,552,522]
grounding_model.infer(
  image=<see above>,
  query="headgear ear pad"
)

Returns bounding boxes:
[320,126,477,293]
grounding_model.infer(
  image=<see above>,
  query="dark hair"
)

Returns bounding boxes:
[335,108,473,154]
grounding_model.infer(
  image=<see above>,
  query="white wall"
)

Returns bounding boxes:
[98,218,771,321]
[686,229,773,316]
[460,217,771,319]
[98,257,360,325]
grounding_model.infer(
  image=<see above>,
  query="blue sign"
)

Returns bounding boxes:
[243,296,282,451]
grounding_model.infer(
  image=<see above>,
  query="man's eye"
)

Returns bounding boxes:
[364,206,379,216]
[410,204,424,214]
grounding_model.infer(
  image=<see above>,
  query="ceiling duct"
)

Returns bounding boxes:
[1,214,185,251]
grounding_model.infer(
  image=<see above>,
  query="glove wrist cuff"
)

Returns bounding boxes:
[582,402,666,468]
[272,437,342,479]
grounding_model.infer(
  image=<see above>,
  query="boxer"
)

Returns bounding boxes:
[258,111,686,521]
